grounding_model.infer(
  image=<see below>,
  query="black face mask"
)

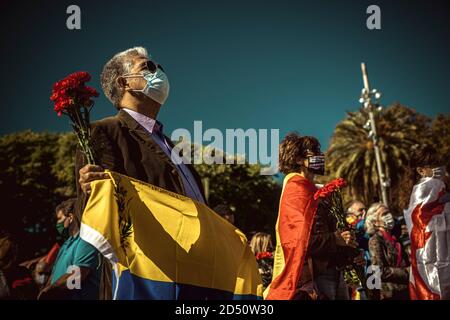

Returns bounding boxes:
[307,155,325,175]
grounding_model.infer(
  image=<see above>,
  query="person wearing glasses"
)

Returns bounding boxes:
[75,47,206,299]
[345,200,370,299]
[346,200,369,260]
[346,200,366,226]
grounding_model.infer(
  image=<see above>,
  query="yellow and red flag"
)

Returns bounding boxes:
[264,173,319,300]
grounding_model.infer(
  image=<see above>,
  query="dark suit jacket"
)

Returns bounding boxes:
[74,109,206,299]
[75,109,205,202]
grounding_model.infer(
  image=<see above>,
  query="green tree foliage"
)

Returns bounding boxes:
[326,103,448,213]
[194,152,281,236]
[0,131,77,260]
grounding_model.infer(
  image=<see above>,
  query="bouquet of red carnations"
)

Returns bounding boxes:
[314,178,372,299]
[50,71,98,164]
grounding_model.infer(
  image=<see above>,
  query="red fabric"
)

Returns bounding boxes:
[265,175,318,300]
[256,252,273,260]
[12,277,33,289]
[409,190,445,300]
[379,230,402,268]
[44,243,61,265]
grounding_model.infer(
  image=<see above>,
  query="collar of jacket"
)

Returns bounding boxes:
[115,109,184,182]
[114,109,206,203]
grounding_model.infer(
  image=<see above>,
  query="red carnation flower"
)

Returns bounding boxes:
[314,178,347,200]
[50,72,98,116]
[50,71,98,164]
[256,251,273,260]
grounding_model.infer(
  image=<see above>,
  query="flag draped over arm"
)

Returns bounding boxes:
[404,177,450,300]
[79,171,263,300]
[264,173,318,300]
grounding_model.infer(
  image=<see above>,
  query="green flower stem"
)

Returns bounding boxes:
[68,106,96,165]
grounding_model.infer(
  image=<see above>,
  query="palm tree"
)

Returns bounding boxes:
[326,103,431,212]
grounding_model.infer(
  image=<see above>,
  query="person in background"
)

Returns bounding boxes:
[345,200,371,299]
[400,145,450,300]
[346,200,370,259]
[38,199,101,300]
[265,133,364,300]
[213,204,235,225]
[346,200,366,226]
[0,230,38,300]
[20,242,61,291]
[249,232,274,290]
[75,47,206,299]
[249,232,273,255]
[365,203,409,300]
[33,259,51,290]
[391,216,411,265]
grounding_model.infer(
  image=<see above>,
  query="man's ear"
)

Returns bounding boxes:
[416,167,424,176]
[116,76,129,90]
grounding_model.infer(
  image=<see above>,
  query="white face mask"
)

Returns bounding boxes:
[381,213,395,230]
[123,68,170,105]
[432,166,446,180]
[35,274,47,285]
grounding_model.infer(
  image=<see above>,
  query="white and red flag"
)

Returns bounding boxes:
[404,177,450,300]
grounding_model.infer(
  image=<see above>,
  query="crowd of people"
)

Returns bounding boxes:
[1,138,448,301]
[248,199,411,300]
[249,138,449,300]
[0,199,101,300]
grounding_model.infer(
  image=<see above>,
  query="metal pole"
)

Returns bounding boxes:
[360,63,389,206]
[203,177,210,202]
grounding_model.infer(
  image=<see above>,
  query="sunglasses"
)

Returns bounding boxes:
[120,60,165,83]
[143,60,164,73]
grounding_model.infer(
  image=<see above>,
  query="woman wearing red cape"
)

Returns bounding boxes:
[264,133,323,300]
[264,133,357,300]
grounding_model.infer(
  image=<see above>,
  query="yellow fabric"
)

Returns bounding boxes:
[80,170,262,298]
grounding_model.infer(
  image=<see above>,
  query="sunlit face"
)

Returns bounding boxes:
[376,205,390,225]
[350,202,366,218]
[417,166,434,178]
[121,56,151,91]
[56,210,72,228]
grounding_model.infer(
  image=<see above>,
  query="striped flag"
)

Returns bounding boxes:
[264,173,319,300]
[80,171,263,300]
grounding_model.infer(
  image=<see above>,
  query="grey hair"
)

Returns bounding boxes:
[364,202,385,235]
[346,200,365,214]
[100,47,149,109]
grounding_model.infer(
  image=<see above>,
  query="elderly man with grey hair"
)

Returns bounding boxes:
[75,47,206,299]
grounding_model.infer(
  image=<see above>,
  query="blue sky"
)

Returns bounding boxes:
[1,0,449,151]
